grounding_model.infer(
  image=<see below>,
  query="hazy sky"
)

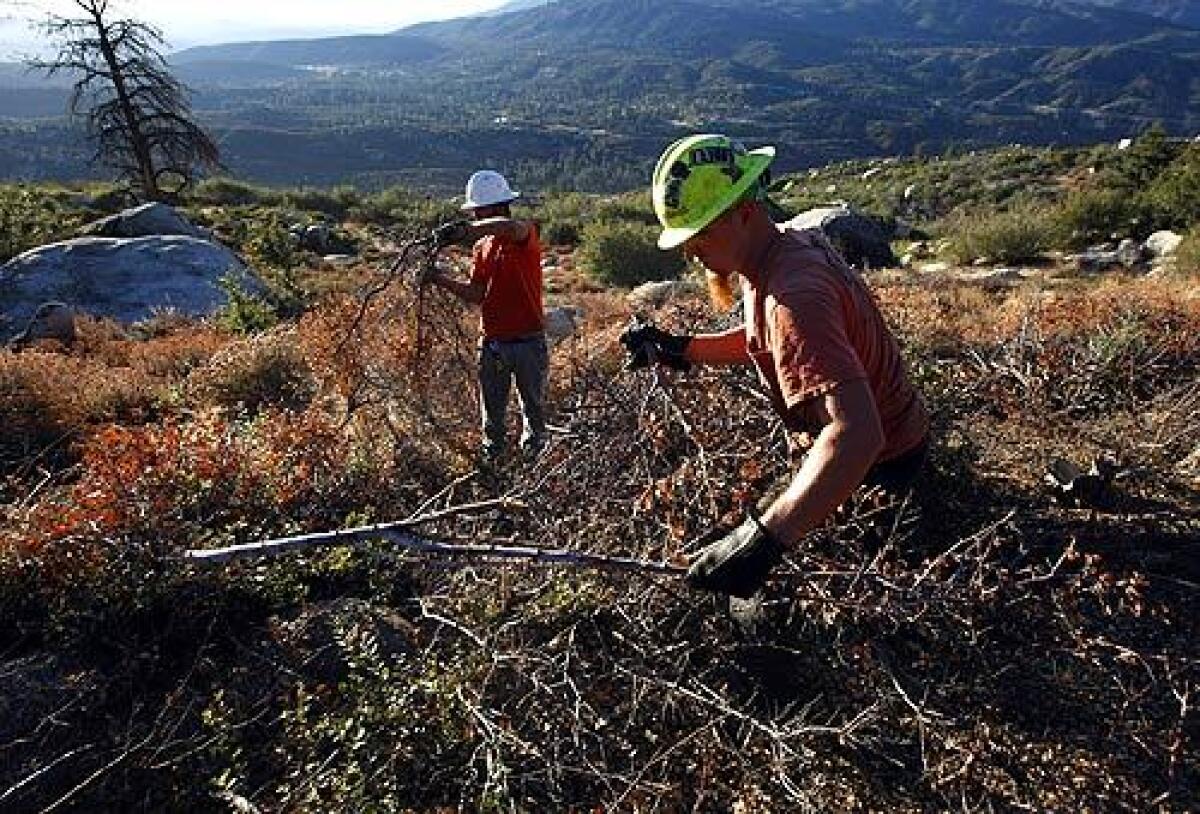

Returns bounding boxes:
[1,0,510,58]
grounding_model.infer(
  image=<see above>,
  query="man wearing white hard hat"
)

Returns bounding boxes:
[428,170,548,462]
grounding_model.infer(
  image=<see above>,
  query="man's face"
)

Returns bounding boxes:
[681,205,741,276]
[680,208,746,311]
[469,203,506,220]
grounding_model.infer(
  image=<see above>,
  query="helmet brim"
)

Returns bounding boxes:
[657,147,775,250]
[461,192,521,212]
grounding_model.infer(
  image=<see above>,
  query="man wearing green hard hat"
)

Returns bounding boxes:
[622,134,930,599]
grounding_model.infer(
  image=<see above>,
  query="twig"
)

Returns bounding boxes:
[185,523,685,576]
[0,745,93,807]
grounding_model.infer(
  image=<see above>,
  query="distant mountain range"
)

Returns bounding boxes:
[1,0,1197,192]
[1084,0,1200,28]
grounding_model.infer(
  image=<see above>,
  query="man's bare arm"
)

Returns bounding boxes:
[686,327,751,366]
[432,273,486,305]
[760,378,885,547]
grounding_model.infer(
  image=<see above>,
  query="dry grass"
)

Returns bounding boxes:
[1,260,1196,811]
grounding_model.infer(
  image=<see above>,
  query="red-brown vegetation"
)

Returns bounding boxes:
[1,263,1196,811]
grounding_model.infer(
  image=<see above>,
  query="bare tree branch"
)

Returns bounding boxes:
[24,0,221,200]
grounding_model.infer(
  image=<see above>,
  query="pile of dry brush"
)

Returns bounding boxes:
[1,252,1198,810]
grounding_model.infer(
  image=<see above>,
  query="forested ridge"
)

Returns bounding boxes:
[1,0,1197,192]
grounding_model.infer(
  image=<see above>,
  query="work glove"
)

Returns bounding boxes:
[416,261,442,287]
[432,219,470,249]
[619,320,692,371]
[687,514,784,599]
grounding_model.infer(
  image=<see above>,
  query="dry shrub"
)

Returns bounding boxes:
[882,276,1200,419]
[0,350,163,470]
[1176,229,1200,276]
[5,407,425,554]
[124,327,231,379]
[184,327,316,413]
[299,283,481,463]
[3,244,1197,811]
[60,314,232,382]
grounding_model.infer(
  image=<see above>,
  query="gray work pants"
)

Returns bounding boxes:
[479,335,548,457]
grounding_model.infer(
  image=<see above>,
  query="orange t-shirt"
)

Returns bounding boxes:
[742,222,928,463]
[469,225,544,340]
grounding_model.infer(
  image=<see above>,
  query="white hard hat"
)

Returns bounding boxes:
[462,170,520,211]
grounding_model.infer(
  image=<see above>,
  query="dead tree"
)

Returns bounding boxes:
[26,0,221,201]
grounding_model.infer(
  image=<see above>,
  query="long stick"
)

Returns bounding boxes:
[183,524,685,576]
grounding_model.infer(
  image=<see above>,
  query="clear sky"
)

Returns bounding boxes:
[1,0,510,58]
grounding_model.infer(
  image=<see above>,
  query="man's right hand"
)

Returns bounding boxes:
[687,515,784,598]
[619,320,693,371]
[432,219,471,249]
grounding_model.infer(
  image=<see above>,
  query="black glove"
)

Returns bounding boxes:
[432,219,470,249]
[619,320,693,371]
[687,515,784,598]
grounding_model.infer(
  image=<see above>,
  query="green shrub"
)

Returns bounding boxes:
[191,178,274,207]
[1142,144,1200,232]
[577,220,685,288]
[537,191,655,247]
[242,212,299,270]
[283,185,361,219]
[0,185,87,262]
[540,218,581,245]
[348,186,457,231]
[596,195,657,226]
[538,192,590,245]
[1055,187,1142,248]
[1175,230,1200,277]
[184,329,315,413]
[218,274,280,335]
[1099,124,1178,193]
[940,204,1062,265]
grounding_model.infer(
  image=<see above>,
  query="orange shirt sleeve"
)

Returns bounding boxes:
[768,280,867,410]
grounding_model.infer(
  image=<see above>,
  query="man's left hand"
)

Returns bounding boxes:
[687,515,784,598]
[432,219,471,249]
[416,262,443,287]
[619,320,692,371]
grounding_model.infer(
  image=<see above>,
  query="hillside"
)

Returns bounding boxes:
[0,0,1198,191]
[1,139,1198,810]
[1087,0,1200,27]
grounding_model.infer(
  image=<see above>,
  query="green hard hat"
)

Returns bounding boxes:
[652,133,776,250]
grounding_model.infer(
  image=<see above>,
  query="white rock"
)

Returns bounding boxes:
[80,202,209,240]
[300,224,332,253]
[919,262,951,274]
[625,280,702,309]
[8,301,76,346]
[1072,250,1122,274]
[1145,230,1184,258]
[0,236,255,328]
[961,268,1022,289]
[1116,238,1144,267]
[321,254,357,267]
[543,305,582,344]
